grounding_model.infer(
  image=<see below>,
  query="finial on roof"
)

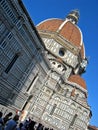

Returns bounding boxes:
[66,9,80,24]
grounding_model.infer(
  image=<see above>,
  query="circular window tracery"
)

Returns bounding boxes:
[59,48,65,56]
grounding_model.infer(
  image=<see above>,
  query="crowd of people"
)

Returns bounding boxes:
[0,111,54,130]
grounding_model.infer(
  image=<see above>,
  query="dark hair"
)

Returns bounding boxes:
[44,128,49,130]
[19,122,23,128]
[7,112,13,117]
[0,112,3,118]
[13,115,19,121]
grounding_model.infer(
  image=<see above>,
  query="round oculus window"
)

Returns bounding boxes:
[59,48,65,56]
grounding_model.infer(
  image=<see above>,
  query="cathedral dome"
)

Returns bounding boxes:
[37,18,85,59]
[68,75,87,89]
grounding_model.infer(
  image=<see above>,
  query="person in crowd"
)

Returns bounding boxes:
[3,112,13,125]
[39,125,44,130]
[28,119,37,130]
[36,123,44,130]
[0,112,4,130]
[22,119,30,130]
[34,123,38,130]
[0,111,54,130]
[17,122,23,130]
[4,114,19,130]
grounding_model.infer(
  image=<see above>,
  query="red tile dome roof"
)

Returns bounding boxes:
[37,18,85,59]
[37,19,63,32]
[68,75,87,89]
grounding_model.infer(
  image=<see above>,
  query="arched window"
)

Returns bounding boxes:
[75,93,79,100]
[5,53,20,73]
[50,104,57,115]
[71,103,76,109]
[58,64,61,68]
[83,110,88,115]
[52,62,55,65]
[70,114,78,126]
[64,89,69,97]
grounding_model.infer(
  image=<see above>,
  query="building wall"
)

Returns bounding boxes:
[0,0,50,114]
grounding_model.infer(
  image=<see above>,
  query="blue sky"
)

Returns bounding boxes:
[22,0,98,126]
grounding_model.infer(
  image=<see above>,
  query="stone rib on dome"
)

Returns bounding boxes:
[81,43,85,59]
[68,75,87,89]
